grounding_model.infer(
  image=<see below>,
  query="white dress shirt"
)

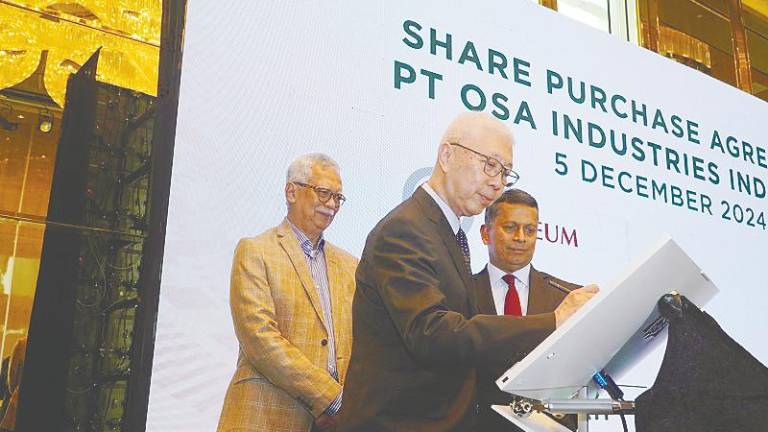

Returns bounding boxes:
[487,262,531,316]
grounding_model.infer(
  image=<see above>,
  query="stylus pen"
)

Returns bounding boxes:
[548,280,573,294]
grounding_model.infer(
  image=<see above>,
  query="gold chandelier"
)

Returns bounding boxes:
[0,0,161,107]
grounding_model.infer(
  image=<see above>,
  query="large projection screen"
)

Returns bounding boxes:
[146,1,768,431]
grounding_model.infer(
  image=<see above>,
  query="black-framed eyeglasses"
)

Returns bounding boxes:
[449,142,520,188]
[293,182,347,206]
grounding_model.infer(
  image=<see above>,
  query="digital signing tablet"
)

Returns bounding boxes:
[496,235,719,401]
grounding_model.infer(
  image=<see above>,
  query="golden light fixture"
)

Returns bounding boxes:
[658,24,712,70]
[38,109,53,133]
[641,22,712,71]
[743,0,768,19]
[0,0,161,107]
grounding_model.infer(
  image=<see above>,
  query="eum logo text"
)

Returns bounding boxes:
[537,221,578,248]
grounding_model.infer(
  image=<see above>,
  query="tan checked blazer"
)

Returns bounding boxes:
[217,219,358,432]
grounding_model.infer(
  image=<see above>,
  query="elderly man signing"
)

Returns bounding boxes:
[338,112,598,432]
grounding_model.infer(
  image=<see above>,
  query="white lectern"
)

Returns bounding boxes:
[493,236,719,432]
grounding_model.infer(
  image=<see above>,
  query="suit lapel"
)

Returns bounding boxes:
[527,266,561,315]
[474,267,497,315]
[412,189,476,312]
[439,228,476,302]
[276,220,328,331]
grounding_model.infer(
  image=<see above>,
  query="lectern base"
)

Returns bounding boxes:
[491,405,571,432]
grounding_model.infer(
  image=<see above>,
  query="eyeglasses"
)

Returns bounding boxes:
[449,142,520,188]
[293,182,347,206]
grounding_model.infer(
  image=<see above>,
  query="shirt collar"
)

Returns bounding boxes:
[287,219,325,258]
[487,261,532,287]
[421,183,461,235]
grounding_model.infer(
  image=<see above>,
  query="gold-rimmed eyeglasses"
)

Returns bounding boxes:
[293,182,347,206]
[449,142,520,188]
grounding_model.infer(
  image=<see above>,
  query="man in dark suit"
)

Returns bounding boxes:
[475,189,582,432]
[338,112,598,432]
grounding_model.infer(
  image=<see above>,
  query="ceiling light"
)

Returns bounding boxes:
[39,109,53,133]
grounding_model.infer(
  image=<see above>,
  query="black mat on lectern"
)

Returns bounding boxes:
[635,295,768,432]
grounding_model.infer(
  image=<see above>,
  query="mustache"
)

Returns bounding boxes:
[316,207,336,217]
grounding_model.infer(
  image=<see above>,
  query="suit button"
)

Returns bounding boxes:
[321,339,328,346]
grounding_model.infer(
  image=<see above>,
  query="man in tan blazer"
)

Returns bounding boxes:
[218,153,358,432]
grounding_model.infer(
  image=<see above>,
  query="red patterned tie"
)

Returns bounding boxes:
[502,274,522,316]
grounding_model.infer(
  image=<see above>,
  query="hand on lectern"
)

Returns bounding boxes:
[554,284,599,327]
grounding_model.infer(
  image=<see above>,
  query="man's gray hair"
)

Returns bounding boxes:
[286,153,340,184]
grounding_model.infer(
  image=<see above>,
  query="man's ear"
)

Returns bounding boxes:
[480,224,490,245]
[285,182,297,204]
[437,142,453,173]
